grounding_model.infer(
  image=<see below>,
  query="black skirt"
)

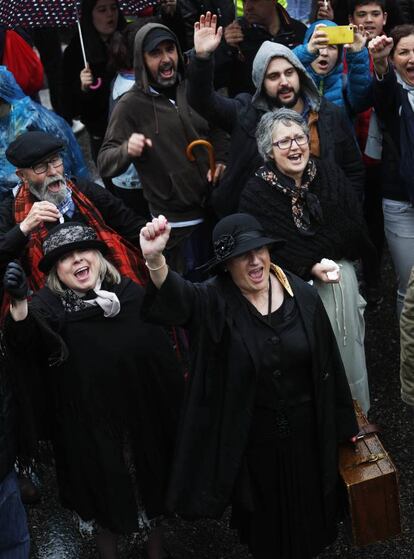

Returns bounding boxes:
[231,401,337,559]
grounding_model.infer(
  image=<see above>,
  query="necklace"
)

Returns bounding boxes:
[267,276,272,325]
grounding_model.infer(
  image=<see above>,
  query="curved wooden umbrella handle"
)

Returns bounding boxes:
[186,140,216,177]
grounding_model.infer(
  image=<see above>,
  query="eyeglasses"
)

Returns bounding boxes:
[32,155,63,175]
[272,134,309,151]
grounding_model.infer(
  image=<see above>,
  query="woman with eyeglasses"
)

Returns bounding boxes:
[239,108,375,413]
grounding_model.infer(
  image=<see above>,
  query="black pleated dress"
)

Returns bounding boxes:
[231,294,338,559]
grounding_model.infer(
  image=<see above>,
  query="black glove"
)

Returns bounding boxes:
[3,261,29,300]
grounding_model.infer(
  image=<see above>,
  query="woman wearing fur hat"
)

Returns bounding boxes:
[140,212,358,559]
[3,222,183,559]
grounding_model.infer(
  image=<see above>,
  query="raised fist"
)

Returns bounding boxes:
[4,261,29,300]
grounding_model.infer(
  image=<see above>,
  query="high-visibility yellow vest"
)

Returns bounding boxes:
[236,0,287,17]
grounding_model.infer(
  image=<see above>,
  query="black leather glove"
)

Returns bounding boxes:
[3,261,29,300]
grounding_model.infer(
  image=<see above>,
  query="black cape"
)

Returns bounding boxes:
[142,268,358,520]
[5,278,183,532]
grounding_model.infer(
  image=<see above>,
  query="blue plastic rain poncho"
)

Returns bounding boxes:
[0,66,89,199]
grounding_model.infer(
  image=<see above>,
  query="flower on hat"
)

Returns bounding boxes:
[213,234,235,261]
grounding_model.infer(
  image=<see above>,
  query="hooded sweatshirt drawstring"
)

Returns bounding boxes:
[151,97,160,135]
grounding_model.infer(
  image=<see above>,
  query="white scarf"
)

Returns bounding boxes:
[81,280,121,318]
[396,71,414,112]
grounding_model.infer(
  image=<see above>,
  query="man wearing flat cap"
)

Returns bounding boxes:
[98,23,229,278]
[0,130,147,294]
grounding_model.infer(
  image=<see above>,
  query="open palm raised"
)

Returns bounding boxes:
[194,12,223,58]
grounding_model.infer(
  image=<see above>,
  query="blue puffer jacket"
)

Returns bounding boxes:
[294,20,372,114]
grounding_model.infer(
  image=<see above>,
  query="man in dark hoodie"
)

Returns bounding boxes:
[98,23,229,278]
[188,12,365,217]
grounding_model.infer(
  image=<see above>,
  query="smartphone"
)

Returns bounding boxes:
[325,25,354,45]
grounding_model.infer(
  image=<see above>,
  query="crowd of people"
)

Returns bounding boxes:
[0,0,414,558]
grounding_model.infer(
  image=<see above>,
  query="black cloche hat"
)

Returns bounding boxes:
[201,213,285,271]
[38,222,108,273]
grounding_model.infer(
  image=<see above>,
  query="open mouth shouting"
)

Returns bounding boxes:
[316,59,329,71]
[405,65,414,83]
[44,173,66,192]
[287,152,303,164]
[159,62,175,81]
[46,178,65,192]
[248,266,265,284]
[74,265,90,282]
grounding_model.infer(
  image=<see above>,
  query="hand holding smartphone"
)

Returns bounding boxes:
[324,25,355,45]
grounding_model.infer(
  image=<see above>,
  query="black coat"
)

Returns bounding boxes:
[399,0,414,22]
[187,55,364,217]
[179,0,235,49]
[142,268,358,519]
[61,0,126,135]
[239,159,376,281]
[373,67,410,201]
[5,278,184,530]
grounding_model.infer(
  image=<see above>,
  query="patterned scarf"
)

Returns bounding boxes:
[14,179,148,292]
[256,159,323,236]
[57,188,75,219]
[60,281,120,318]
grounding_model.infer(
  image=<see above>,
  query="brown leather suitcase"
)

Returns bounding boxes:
[338,401,401,546]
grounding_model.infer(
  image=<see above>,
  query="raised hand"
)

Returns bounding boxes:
[346,24,369,52]
[140,215,171,261]
[306,24,329,55]
[368,35,394,75]
[194,12,223,59]
[3,261,29,300]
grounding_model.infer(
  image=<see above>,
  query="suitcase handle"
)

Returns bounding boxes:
[356,423,381,440]
[346,452,387,469]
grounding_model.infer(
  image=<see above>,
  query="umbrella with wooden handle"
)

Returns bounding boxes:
[186,140,216,178]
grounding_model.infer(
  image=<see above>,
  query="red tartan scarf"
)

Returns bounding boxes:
[14,179,148,292]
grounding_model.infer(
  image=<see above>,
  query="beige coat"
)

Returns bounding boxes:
[401,266,414,405]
